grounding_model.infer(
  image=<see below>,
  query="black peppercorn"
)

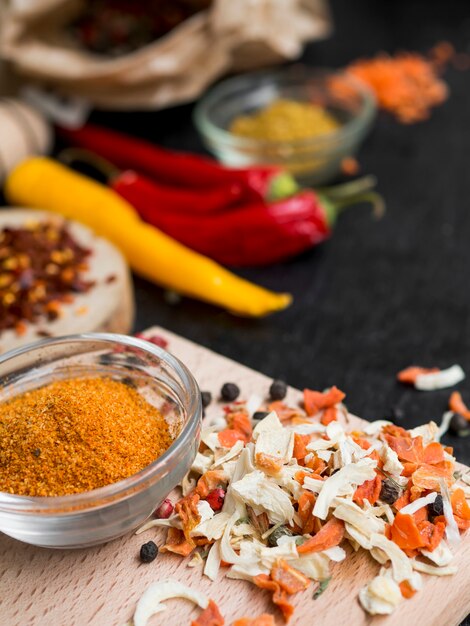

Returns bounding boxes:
[269,379,287,401]
[253,411,270,421]
[140,541,158,563]
[98,353,114,366]
[221,382,240,402]
[201,391,212,409]
[379,478,401,505]
[267,526,292,547]
[122,376,137,389]
[124,354,144,367]
[449,413,470,437]
[427,494,444,518]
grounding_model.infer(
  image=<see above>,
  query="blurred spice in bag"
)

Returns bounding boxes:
[70,0,213,57]
[0,0,331,109]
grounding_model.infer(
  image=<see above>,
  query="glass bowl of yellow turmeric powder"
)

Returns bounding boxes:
[0,333,202,548]
[194,66,376,185]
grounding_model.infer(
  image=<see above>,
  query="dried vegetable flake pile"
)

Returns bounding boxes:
[137,385,470,622]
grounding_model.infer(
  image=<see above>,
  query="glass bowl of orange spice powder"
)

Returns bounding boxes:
[0,333,202,548]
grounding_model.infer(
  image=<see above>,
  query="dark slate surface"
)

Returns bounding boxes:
[93,0,470,454]
[89,0,469,622]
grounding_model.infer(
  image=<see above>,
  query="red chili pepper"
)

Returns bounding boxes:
[112,170,243,213]
[57,145,382,267]
[58,124,297,202]
[114,172,383,266]
[119,184,317,267]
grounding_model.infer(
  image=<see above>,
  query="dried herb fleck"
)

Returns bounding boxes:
[313,577,331,600]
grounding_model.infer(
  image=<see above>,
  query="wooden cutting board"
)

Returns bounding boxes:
[1,327,469,626]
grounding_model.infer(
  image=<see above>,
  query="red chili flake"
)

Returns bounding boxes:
[205,488,226,511]
[0,222,95,334]
[153,498,174,519]
[105,274,117,284]
[134,332,169,349]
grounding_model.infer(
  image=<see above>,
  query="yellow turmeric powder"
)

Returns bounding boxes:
[230,98,340,142]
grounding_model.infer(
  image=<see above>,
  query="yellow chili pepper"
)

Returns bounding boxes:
[5,157,291,317]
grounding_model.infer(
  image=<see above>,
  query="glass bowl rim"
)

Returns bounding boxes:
[194,65,377,151]
[0,332,201,512]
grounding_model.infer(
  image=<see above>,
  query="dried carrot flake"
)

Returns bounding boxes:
[160,527,195,557]
[232,615,275,626]
[397,366,439,384]
[228,411,252,441]
[399,580,417,599]
[175,492,200,546]
[423,442,445,465]
[267,401,301,421]
[253,574,294,622]
[297,491,316,534]
[391,512,426,550]
[451,488,470,521]
[353,474,382,506]
[321,406,338,426]
[412,463,453,490]
[293,433,310,461]
[218,429,246,448]
[256,452,283,475]
[191,599,225,626]
[427,521,446,551]
[385,434,424,464]
[449,391,470,420]
[303,386,345,417]
[297,517,345,554]
[271,559,310,594]
[382,424,410,438]
[394,489,411,511]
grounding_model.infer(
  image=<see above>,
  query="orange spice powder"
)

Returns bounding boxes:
[0,377,174,497]
[346,52,448,123]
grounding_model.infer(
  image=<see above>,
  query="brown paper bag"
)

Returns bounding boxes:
[0,0,331,109]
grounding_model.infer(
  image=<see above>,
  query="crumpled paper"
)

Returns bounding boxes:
[0,0,331,109]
